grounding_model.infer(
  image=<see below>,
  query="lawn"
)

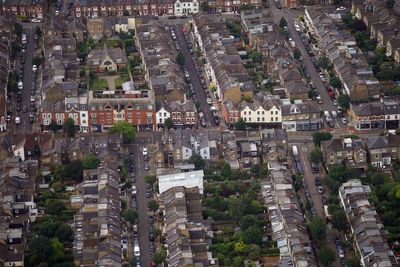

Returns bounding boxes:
[115,69,131,89]
[90,78,108,90]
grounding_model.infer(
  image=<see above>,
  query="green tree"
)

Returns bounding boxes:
[48,120,59,132]
[14,22,23,37]
[294,49,302,60]
[123,208,138,224]
[147,199,159,212]
[45,199,66,215]
[109,121,136,143]
[49,238,65,264]
[221,163,232,178]
[26,236,53,266]
[310,147,324,164]
[35,26,42,38]
[240,214,257,231]
[145,175,157,186]
[232,256,244,267]
[243,226,263,245]
[235,118,246,131]
[338,94,351,110]
[63,118,76,137]
[331,209,348,232]
[248,244,262,260]
[279,17,288,29]
[62,160,83,181]
[82,154,101,170]
[189,154,206,170]
[329,76,342,89]
[152,248,167,264]
[346,254,361,267]
[308,216,326,241]
[387,0,395,8]
[318,55,331,70]
[176,51,185,66]
[164,117,174,130]
[317,245,336,267]
[249,50,262,64]
[313,132,333,147]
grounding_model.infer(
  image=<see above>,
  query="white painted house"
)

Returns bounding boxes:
[158,170,204,194]
[239,93,282,124]
[156,106,171,126]
[174,0,199,16]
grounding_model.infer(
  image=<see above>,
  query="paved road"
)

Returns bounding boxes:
[171,24,216,127]
[128,143,151,267]
[297,142,341,267]
[16,25,35,134]
[268,0,346,131]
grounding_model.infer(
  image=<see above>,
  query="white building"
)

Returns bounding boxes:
[174,0,199,16]
[156,106,171,126]
[239,93,282,124]
[158,170,204,194]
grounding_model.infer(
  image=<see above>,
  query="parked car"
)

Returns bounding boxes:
[144,162,149,171]
[318,186,325,194]
[341,117,348,124]
[315,176,321,186]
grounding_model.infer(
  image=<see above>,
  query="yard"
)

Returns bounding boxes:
[90,77,108,91]
[115,68,131,89]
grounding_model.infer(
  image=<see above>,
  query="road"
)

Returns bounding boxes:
[128,143,151,267]
[171,24,216,127]
[296,142,341,267]
[16,25,35,134]
[268,0,346,131]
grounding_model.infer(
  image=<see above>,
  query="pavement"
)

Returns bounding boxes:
[171,24,216,127]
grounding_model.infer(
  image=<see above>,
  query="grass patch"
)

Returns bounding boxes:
[90,78,108,90]
[115,69,131,89]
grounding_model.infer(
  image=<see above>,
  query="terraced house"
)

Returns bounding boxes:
[239,92,282,125]
[1,0,46,19]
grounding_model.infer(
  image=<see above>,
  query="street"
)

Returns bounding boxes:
[128,143,151,267]
[171,24,216,127]
[268,0,347,132]
[296,141,341,267]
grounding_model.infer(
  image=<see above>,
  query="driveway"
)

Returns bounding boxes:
[171,24,216,127]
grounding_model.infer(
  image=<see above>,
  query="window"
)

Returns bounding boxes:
[257,111,260,115]
[164,112,167,116]
[275,111,278,115]
[244,118,247,122]
[244,111,247,115]
[159,112,162,116]
[262,111,265,115]
[82,113,86,118]
[271,111,273,115]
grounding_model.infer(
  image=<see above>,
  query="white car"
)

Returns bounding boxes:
[206,98,212,105]
[341,117,348,124]
[30,96,35,102]
[316,95,321,100]
[31,18,41,23]
[134,244,140,257]
[132,185,137,195]
[333,99,338,106]
[32,65,37,72]
[15,117,21,124]
[142,147,148,156]
[18,81,23,90]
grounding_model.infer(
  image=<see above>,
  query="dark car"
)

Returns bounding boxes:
[149,233,155,241]
[148,216,154,224]
[322,196,327,205]
[22,106,27,113]
[146,191,152,198]
[315,176,321,186]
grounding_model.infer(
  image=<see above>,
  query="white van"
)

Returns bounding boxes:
[324,111,330,118]
[331,111,338,118]
[134,244,140,256]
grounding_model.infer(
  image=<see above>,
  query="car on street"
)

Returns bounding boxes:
[15,117,21,124]
[6,112,11,122]
[333,99,338,106]
[131,185,137,195]
[315,176,321,186]
[32,65,37,72]
[146,191,152,198]
[206,98,212,105]
[318,186,325,194]
[322,196,327,205]
[148,216,154,224]
[134,243,140,257]
[341,117,348,124]
[18,80,23,90]
[334,236,341,246]
[144,162,149,171]
[22,106,27,113]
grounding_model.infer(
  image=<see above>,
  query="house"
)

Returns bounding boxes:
[221,99,240,126]
[157,170,204,194]
[156,105,171,128]
[283,0,300,9]
[262,168,316,267]
[72,166,122,267]
[87,45,127,73]
[166,100,198,128]
[87,18,113,40]
[349,102,387,131]
[261,128,288,163]
[366,135,400,169]
[205,0,262,13]
[0,33,10,132]
[281,100,322,131]
[174,0,199,16]
[160,186,217,267]
[285,80,309,101]
[321,137,367,171]
[1,0,46,18]
[339,180,398,267]
[222,131,240,169]
[239,92,282,125]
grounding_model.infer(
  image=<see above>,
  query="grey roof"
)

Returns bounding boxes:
[366,136,388,150]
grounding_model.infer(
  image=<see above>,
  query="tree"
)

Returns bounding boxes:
[248,244,262,260]
[294,49,302,60]
[317,245,336,267]
[82,154,100,170]
[240,214,257,231]
[123,208,138,224]
[313,132,333,147]
[338,94,351,110]
[148,200,159,212]
[189,154,206,170]
[63,118,76,137]
[346,255,361,267]
[152,248,167,264]
[62,160,83,181]
[329,76,342,89]
[176,51,185,66]
[14,22,23,37]
[235,118,246,131]
[35,26,42,38]
[331,209,349,232]
[109,121,136,143]
[232,256,244,267]
[279,17,288,29]
[26,236,53,266]
[318,55,331,70]
[308,216,326,241]
[310,147,324,164]
[221,162,232,178]
[144,175,157,186]
[387,0,395,8]
[249,50,262,64]
[243,226,263,245]
[48,120,59,132]
[164,117,174,130]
